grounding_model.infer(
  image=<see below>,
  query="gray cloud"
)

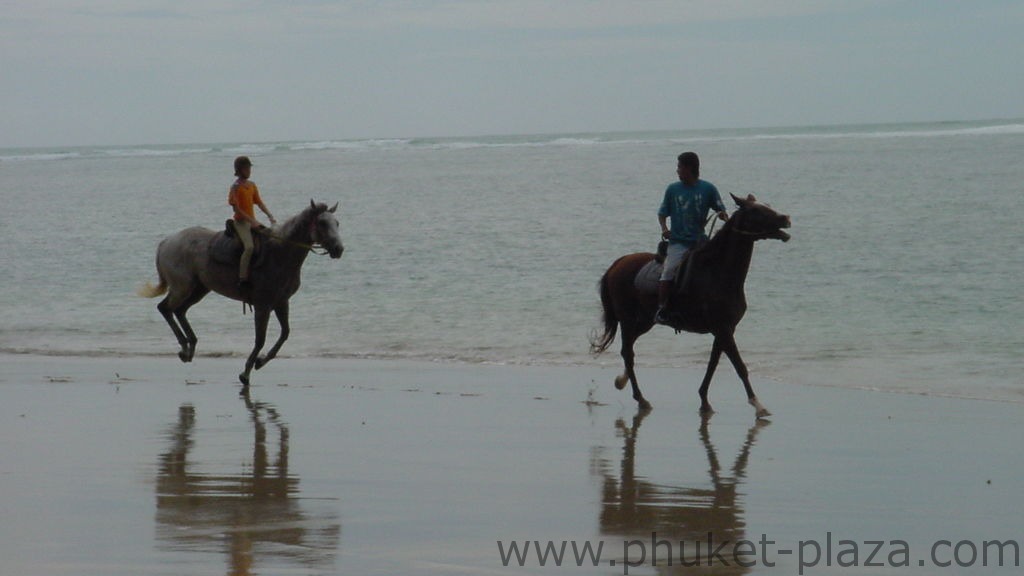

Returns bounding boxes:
[3,0,1022,147]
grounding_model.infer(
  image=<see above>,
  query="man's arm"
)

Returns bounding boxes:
[658,186,672,239]
[709,184,728,221]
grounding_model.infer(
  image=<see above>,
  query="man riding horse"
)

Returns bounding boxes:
[655,151,728,325]
[592,152,791,417]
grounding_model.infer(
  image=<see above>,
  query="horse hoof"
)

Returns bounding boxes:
[637,398,652,411]
[700,405,715,415]
[239,373,249,386]
[178,350,190,363]
[749,397,771,419]
[614,374,628,390]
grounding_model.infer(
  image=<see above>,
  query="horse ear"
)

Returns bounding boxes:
[310,199,316,210]
[746,193,756,203]
[328,202,338,213]
[731,193,748,207]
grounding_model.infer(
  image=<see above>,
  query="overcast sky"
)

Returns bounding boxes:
[3,0,1023,147]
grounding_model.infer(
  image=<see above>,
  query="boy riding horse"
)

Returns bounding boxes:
[227,156,276,290]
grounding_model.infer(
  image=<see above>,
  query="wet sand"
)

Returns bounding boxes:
[1,354,1021,575]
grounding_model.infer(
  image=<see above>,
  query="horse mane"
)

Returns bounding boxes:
[274,202,325,242]
[687,210,741,260]
[709,209,743,243]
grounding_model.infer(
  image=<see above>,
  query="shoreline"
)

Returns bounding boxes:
[3,350,1022,407]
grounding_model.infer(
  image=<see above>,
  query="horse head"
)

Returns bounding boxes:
[309,199,344,259]
[728,193,791,242]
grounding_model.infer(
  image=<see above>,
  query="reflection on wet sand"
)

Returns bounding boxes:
[593,412,767,575]
[155,392,340,575]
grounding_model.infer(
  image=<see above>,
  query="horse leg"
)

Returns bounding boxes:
[718,333,771,419]
[172,287,209,363]
[255,301,289,371]
[617,323,652,411]
[157,298,191,363]
[698,337,724,415]
[240,306,271,387]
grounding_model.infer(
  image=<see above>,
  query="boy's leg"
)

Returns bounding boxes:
[236,221,254,281]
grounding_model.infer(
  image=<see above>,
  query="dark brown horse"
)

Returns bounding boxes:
[590,194,790,417]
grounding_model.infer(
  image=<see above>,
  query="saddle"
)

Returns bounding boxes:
[209,220,266,268]
[634,260,664,295]
[634,239,701,296]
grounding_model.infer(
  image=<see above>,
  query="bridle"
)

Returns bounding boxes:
[709,210,776,239]
[258,216,332,256]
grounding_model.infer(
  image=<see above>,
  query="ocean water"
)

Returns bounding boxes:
[2,120,1023,402]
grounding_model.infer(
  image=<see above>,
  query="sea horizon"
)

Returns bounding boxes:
[4,116,1024,160]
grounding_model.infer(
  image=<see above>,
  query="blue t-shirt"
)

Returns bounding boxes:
[658,179,726,247]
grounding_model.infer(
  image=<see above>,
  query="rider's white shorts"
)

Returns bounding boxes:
[659,243,689,282]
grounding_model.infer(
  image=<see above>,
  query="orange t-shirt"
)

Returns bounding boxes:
[228,179,262,221]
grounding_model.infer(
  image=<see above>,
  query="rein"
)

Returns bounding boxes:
[712,211,765,239]
[706,213,719,237]
[258,224,330,256]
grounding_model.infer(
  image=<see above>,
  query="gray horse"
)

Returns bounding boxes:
[140,200,344,386]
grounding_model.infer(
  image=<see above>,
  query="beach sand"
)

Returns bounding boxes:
[1,354,1021,575]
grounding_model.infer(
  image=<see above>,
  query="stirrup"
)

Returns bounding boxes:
[654,307,671,325]
[237,279,253,308]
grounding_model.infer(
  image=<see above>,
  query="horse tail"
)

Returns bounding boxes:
[589,264,619,355]
[137,275,167,298]
[138,237,171,298]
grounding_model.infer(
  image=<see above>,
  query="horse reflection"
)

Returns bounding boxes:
[155,393,340,575]
[593,413,767,574]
